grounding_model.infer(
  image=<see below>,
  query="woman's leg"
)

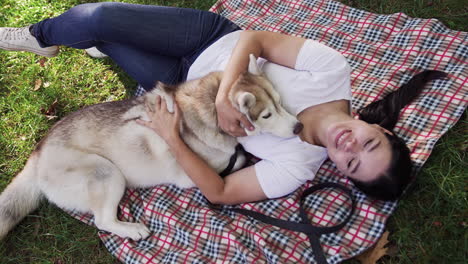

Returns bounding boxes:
[32,2,238,56]
[97,42,182,89]
[31,2,239,88]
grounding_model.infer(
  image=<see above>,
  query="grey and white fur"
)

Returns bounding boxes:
[0,55,301,240]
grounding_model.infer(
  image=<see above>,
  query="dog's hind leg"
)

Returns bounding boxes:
[39,149,151,240]
[86,158,151,241]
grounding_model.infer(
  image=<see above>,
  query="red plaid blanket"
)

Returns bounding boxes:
[69,0,467,263]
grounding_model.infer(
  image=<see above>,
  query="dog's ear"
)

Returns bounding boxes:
[154,81,164,90]
[237,92,256,114]
[248,54,262,75]
[156,81,177,94]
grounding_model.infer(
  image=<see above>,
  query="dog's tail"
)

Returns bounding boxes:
[0,154,42,240]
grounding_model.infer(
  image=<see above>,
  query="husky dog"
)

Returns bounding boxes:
[0,55,302,240]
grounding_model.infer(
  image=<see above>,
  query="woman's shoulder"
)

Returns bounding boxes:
[295,39,350,73]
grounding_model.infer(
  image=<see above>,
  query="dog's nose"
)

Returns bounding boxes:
[293,122,304,135]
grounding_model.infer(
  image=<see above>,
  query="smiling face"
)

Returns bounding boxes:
[325,119,393,182]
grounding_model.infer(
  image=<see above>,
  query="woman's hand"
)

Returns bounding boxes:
[215,96,253,137]
[137,95,181,145]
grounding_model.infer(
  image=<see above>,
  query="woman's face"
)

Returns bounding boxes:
[325,119,392,182]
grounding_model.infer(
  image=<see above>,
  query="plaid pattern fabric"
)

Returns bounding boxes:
[135,85,146,97]
[67,0,467,263]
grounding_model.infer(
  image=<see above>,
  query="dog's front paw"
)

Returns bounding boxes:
[120,222,151,241]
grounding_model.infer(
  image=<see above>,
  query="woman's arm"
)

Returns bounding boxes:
[216,30,307,136]
[166,138,267,205]
[137,96,267,205]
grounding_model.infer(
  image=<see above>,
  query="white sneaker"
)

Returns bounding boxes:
[0,26,59,57]
[85,47,108,58]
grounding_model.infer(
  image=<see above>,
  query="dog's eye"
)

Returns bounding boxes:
[262,113,272,119]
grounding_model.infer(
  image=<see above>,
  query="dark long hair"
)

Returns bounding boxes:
[350,70,447,201]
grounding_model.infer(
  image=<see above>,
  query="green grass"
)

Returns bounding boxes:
[0,0,466,263]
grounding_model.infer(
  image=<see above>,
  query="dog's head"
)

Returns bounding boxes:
[230,54,303,138]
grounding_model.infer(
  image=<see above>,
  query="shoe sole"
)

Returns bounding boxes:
[85,48,108,58]
[0,44,59,57]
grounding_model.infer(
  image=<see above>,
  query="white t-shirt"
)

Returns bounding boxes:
[187,31,352,198]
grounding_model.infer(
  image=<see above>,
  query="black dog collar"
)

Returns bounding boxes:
[219,144,245,177]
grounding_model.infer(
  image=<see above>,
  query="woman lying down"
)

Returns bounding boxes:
[0,3,446,207]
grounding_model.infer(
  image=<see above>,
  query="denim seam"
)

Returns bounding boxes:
[61,39,111,48]
[159,62,180,85]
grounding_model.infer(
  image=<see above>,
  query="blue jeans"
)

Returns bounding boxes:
[31,2,240,90]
